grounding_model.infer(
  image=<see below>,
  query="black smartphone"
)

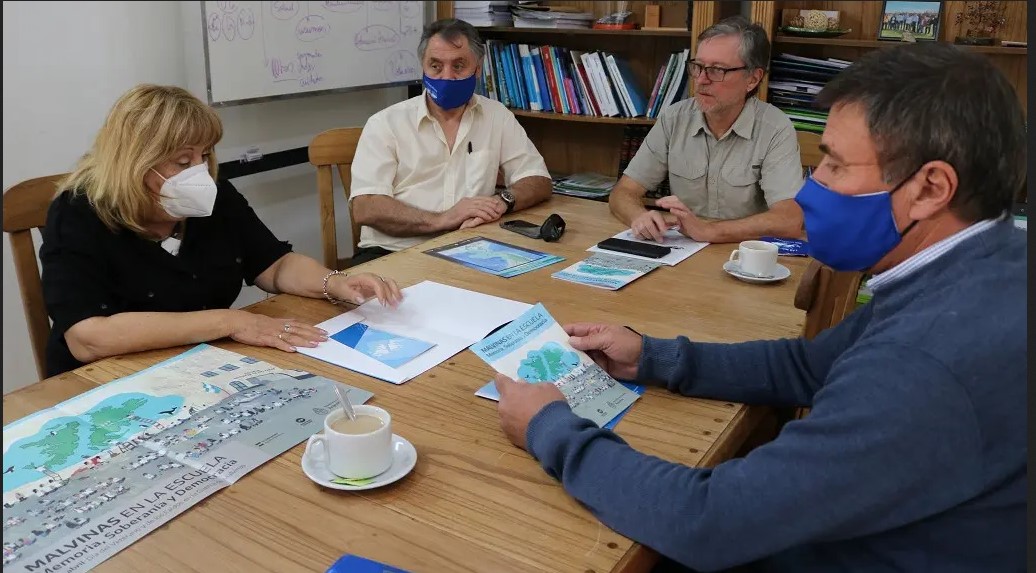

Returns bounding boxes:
[597,237,671,259]
[500,220,542,239]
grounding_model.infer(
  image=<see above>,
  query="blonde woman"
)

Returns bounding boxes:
[39,84,402,376]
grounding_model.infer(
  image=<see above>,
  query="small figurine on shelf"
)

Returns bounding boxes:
[954,1,1008,46]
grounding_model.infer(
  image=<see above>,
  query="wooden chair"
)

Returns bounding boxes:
[797,130,824,171]
[308,127,363,270]
[2,174,68,380]
[784,259,865,420]
[794,259,865,340]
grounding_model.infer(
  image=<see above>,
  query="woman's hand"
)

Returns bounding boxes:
[228,311,328,353]
[328,272,403,307]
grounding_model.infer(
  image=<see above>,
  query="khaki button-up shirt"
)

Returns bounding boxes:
[350,94,550,252]
[623,97,803,220]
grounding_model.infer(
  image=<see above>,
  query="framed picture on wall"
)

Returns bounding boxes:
[878,1,942,41]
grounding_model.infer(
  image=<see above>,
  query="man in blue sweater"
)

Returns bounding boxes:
[492,43,1027,572]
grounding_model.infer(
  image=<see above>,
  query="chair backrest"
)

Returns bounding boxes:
[784,259,864,421]
[793,259,865,340]
[3,173,68,380]
[308,127,363,270]
[797,130,824,170]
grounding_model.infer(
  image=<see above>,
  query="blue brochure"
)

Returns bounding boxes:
[469,303,642,428]
[330,323,436,368]
[327,554,410,573]
[761,236,809,256]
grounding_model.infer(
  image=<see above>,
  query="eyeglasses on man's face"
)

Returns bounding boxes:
[689,61,748,82]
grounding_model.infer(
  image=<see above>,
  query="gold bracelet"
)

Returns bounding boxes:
[322,270,348,305]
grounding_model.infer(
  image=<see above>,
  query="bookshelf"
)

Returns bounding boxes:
[773,34,1027,55]
[436,1,722,178]
[749,1,1029,165]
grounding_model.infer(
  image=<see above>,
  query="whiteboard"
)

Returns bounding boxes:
[201,1,427,106]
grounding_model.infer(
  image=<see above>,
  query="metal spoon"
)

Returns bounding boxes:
[333,383,357,421]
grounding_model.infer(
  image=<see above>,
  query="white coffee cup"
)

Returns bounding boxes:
[729,240,778,277]
[306,405,393,479]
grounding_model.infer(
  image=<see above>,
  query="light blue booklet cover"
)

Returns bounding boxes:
[469,303,642,428]
[330,323,436,368]
[551,252,662,290]
[425,236,564,278]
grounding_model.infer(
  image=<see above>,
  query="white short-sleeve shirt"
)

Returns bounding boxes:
[350,93,550,252]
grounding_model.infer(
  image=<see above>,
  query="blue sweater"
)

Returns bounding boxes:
[526,220,1026,572]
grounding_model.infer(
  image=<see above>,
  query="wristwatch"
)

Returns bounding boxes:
[498,190,516,214]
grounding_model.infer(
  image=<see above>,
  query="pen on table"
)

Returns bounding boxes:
[468,141,473,154]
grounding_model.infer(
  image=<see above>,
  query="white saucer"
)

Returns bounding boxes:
[301,434,416,491]
[723,261,791,284]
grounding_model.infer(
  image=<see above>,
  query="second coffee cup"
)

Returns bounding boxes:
[729,240,778,277]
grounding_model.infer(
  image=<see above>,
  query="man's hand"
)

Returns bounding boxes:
[460,217,485,229]
[629,209,672,242]
[438,197,506,231]
[494,374,566,450]
[564,323,643,381]
[656,196,717,243]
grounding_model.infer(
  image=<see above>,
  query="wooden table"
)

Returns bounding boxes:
[3,196,807,573]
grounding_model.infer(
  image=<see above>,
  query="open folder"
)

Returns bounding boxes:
[296,281,532,384]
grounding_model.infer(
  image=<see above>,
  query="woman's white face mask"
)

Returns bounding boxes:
[152,163,217,218]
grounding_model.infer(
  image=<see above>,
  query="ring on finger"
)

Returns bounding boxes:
[277,333,286,341]
[282,323,291,333]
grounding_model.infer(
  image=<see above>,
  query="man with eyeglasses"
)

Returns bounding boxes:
[609,16,804,244]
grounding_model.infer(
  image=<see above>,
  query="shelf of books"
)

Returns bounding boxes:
[474,39,689,123]
[476,26,694,38]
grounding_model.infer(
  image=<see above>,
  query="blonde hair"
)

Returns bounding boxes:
[59,84,223,234]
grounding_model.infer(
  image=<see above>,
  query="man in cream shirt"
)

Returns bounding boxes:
[349,19,552,264]
[611,16,805,244]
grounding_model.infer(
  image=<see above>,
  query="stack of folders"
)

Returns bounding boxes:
[475,41,673,119]
[511,5,595,29]
[551,172,616,199]
[454,1,513,27]
[768,53,852,133]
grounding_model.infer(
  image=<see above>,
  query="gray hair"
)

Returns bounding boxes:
[818,42,1025,222]
[418,18,485,63]
[697,15,771,97]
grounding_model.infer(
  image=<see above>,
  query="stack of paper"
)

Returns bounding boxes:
[587,228,709,266]
[454,0,513,27]
[425,236,564,278]
[552,252,662,290]
[551,172,616,199]
[769,53,852,133]
[512,6,595,29]
[470,303,642,428]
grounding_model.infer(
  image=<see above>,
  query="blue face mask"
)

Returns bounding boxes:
[422,73,476,110]
[795,175,917,271]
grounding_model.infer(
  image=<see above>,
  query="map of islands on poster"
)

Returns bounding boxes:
[424,236,564,278]
[2,344,372,572]
[469,303,641,428]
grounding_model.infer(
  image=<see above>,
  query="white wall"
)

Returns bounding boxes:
[2,1,408,394]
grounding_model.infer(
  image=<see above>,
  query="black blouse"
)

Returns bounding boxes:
[39,180,292,376]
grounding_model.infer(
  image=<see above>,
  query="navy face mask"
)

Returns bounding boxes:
[795,174,918,272]
[422,73,476,110]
